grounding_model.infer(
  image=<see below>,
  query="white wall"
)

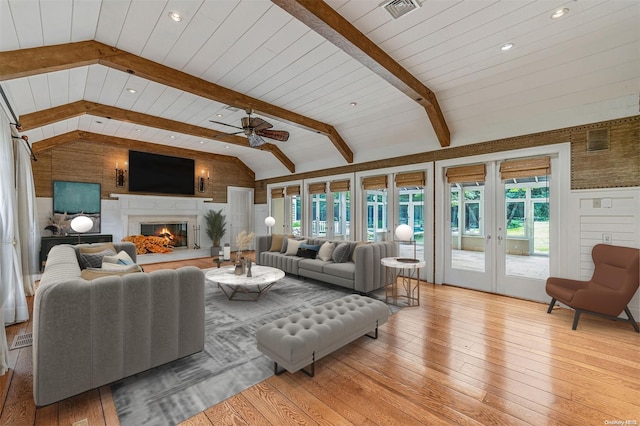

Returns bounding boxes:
[567,187,640,320]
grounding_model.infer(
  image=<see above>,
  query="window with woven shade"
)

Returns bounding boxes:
[329,180,350,193]
[362,175,388,190]
[308,182,327,194]
[446,164,486,183]
[499,156,551,180]
[395,171,425,187]
[271,187,284,198]
[286,185,300,196]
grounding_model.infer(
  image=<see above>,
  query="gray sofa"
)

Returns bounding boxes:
[33,242,205,406]
[255,235,396,293]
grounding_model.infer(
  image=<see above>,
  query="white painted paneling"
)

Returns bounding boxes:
[94,0,130,47]
[40,0,73,45]
[0,0,19,51]
[7,0,43,48]
[115,0,166,56]
[71,0,101,42]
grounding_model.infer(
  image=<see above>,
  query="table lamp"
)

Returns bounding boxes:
[394,224,417,262]
[264,216,276,234]
[70,215,93,243]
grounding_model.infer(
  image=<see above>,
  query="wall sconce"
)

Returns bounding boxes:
[198,169,209,193]
[115,161,127,187]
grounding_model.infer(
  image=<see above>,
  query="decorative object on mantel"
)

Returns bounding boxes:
[204,209,227,256]
[122,235,173,254]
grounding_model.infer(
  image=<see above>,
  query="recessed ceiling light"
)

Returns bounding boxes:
[200,140,204,144]
[551,8,569,19]
[225,145,229,149]
[500,42,515,51]
[135,128,141,132]
[126,88,137,94]
[350,102,358,106]
[170,135,176,139]
[168,11,183,22]
[216,113,223,117]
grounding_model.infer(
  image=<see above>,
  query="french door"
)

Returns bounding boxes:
[440,152,559,302]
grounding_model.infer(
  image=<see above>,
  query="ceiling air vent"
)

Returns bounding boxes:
[380,0,421,19]
[587,128,609,152]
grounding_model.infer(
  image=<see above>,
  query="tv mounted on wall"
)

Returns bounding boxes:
[128,150,195,196]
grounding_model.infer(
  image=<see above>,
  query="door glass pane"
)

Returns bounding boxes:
[504,177,549,279]
[366,189,387,241]
[451,182,485,272]
[333,191,350,240]
[311,193,326,237]
[397,186,424,260]
[290,194,301,236]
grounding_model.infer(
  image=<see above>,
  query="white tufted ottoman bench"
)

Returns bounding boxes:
[256,294,389,376]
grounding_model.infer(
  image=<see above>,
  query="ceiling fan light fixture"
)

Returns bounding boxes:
[551,8,569,19]
[126,88,137,93]
[168,11,183,22]
[500,42,515,51]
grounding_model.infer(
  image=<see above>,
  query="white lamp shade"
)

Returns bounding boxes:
[394,224,413,241]
[70,215,93,233]
[264,216,276,227]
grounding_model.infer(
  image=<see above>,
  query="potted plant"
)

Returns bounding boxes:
[204,209,227,256]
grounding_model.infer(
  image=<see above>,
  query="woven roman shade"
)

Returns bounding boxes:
[362,175,388,190]
[271,187,284,198]
[286,185,300,195]
[499,156,551,180]
[308,182,327,194]
[446,164,486,183]
[329,180,350,192]
[395,171,425,187]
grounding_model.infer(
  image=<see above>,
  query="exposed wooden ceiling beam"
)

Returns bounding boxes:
[32,129,256,178]
[20,100,296,173]
[272,0,450,148]
[0,40,353,164]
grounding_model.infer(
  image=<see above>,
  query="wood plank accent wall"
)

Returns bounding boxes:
[254,115,639,203]
[32,134,255,203]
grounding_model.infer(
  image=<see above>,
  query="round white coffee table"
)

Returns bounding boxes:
[205,265,285,301]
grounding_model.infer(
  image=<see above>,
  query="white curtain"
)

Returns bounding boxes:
[0,110,29,326]
[16,135,39,296]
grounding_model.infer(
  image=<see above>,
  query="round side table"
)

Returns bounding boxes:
[381,257,426,307]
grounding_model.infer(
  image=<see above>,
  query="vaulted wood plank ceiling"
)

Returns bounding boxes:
[0,0,638,180]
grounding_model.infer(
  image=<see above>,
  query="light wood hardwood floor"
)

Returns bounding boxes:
[1,254,639,425]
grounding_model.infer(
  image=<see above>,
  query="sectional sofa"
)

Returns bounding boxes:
[255,235,396,293]
[33,242,204,406]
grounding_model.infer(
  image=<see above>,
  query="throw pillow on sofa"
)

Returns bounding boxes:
[80,267,141,280]
[317,241,335,261]
[269,234,284,252]
[285,238,307,256]
[332,242,352,263]
[79,247,116,269]
[103,250,135,266]
[296,243,321,259]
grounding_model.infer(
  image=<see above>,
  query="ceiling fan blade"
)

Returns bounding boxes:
[212,131,244,139]
[256,129,289,142]
[209,119,243,130]
[248,133,266,147]
[249,117,273,131]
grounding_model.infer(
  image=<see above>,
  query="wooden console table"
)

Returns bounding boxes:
[40,234,113,271]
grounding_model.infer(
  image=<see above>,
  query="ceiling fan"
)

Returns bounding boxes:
[209,109,289,147]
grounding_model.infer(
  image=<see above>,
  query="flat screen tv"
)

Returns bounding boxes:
[128,150,195,196]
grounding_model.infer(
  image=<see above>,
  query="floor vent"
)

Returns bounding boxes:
[380,0,421,19]
[10,332,33,350]
[587,128,609,152]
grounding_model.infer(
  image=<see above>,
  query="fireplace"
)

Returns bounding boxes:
[140,222,188,248]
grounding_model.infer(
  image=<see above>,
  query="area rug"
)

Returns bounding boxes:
[111,271,394,426]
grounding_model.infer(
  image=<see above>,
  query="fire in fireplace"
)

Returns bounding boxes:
[140,223,188,248]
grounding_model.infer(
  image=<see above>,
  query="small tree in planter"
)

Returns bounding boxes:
[204,209,227,256]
